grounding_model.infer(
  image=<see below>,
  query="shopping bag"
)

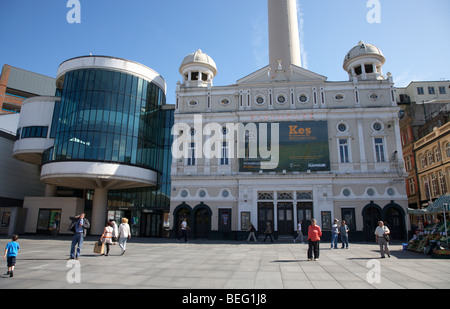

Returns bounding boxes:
[93,241,105,254]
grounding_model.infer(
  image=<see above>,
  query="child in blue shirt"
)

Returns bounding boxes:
[3,234,20,277]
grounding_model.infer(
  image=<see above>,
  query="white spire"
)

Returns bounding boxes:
[268,0,302,79]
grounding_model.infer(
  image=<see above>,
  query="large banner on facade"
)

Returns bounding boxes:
[239,121,330,172]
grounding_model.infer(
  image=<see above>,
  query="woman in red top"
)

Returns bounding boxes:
[307,219,322,261]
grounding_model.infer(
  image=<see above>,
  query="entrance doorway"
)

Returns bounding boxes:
[140,212,162,237]
[175,206,191,239]
[37,209,61,235]
[297,202,313,235]
[258,202,274,234]
[362,203,383,242]
[194,207,211,239]
[277,202,294,236]
[384,203,406,241]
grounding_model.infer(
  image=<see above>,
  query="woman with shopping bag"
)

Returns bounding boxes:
[100,221,114,256]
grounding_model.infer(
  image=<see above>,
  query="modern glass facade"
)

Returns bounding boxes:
[108,108,174,210]
[44,68,166,172]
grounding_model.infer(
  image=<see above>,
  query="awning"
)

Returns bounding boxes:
[427,195,450,213]
[407,195,450,214]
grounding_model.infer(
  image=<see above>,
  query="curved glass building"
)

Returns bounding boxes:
[14,56,173,235]
[48,67,165,169]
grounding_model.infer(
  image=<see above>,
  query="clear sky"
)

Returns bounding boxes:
[1,0,449,104]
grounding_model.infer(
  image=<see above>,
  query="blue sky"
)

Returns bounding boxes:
[1,0,449,103]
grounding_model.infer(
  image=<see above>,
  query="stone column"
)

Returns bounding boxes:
[91,188,108,235]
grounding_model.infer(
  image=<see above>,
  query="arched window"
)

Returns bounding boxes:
[420,154,427,169]
[427,151,434,165]
[446,142,450,158]
[434,146,441,163]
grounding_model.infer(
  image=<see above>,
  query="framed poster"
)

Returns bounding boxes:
[219,209,231,231]
[241,212,250,231]
[321,211,331,230]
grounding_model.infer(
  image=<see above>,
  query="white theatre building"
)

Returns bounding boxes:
[170,0,408,241]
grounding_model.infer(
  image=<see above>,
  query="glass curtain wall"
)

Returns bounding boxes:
[107,108,174,211]
[44,68,166,171]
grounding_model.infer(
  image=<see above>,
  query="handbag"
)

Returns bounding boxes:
[383,227,390,242]
[93,241,105,254]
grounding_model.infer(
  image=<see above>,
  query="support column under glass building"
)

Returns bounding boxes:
[14,55,174,236]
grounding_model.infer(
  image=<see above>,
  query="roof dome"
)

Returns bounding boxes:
[179,49,217,76]
[343,41,385,71]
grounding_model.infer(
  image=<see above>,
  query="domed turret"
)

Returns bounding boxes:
[179,49,217,88]
[343,41,386,81]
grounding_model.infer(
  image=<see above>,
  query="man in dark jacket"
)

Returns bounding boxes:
[68,213,90,259]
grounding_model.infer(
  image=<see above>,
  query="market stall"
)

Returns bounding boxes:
[407,195,450,258]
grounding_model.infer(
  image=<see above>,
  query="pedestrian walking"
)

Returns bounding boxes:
[294,220,304,243]
[111,220,119,244]
[68,213,90,260]
[177,218,190,242]
[263,222,273,243]
[375,221,390,258]
[100,221,114,256]
[331,218,339,249]
[307,219,322,261]
[246,223,257,242]
[339,220,349,249]
[3,234,20,277]
[118,218,131,255]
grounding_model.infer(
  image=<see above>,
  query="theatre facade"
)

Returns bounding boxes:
[169,35,409,241]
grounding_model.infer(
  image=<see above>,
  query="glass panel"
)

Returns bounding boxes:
[37,210,50,230]
[297,210,304,221]
[278,209,285,221]
[286,209,292,221]
[305,209,312,221]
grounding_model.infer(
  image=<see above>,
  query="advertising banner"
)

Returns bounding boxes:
[239,121,330,172]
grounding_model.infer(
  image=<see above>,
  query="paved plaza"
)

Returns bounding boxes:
[0,235,449,290]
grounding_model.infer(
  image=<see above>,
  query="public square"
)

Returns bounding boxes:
[0,235,449,290]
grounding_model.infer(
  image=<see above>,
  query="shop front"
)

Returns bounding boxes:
[107,209,168,238]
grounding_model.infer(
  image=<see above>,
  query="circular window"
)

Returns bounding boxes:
[298,93,309,103]
[187,99,198,107]
[220,98,230,105]
[222,190,229,198]
[334,93,345,101]
[373,122,383,131]
[387,188,395,196]
[369,92,381,100]
[276,94,287,105]
[180,190,188,198]
[343,188,351,197]
[338,123,347,132]
[255,95,265,105]
[199,190,206,198]
[367,188,375,196]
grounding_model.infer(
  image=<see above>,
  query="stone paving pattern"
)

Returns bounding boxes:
[1,236,449,289]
